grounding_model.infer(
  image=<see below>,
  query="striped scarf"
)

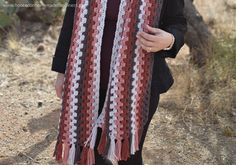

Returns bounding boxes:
[53,0,163,164]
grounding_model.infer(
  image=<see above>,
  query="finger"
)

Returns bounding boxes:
[139,42,154,52]
[137,35,155,47]
[144,24,160,34]
[137,31,156,42]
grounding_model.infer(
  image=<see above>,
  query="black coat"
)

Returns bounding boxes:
[51,0,187,94]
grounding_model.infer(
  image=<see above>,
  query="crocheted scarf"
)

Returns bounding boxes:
[53,0,163,164]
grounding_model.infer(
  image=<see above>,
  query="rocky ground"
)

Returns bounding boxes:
[0,1,236,164]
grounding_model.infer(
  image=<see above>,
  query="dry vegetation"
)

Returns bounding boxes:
[0,0,235,165]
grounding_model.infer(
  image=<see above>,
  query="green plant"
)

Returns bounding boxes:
[201,33,236,119]
[206,33,236,85]
[0,0,19,29]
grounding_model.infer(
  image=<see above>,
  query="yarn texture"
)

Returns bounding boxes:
[53,0,163,164]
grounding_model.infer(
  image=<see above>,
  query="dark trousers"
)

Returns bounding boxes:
[94,83,160,165]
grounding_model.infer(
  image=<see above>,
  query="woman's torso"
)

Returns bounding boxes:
[100,0,121,91]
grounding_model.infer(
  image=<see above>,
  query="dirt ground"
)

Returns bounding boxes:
[0,2,236,164]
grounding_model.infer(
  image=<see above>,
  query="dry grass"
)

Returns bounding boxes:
[161,30,236,142]
[5,29,21,55]
[0,1,235,164]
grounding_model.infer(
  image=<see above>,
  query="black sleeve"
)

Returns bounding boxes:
[51,0,76,74]
[157,0,187,58]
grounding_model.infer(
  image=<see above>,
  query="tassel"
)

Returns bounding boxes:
[89,124,98,148]
[54,140,63,161]
[79,147,88,165]
[115,140,122,160]
[131,131,140,154]
[79,147,95,165]
[130,133,135,155]
[53,140,58,157]
[84,123,98,148]
[87,147,95,165]
[97,130,107,155]
[121,137,130,161]
[107,137,117,162]
[135,131,139,151]
[67,144,76,165]
[62,143,70,164]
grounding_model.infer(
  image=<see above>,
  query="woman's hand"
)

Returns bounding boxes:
[136,24,174,53]
[54,73,65,99]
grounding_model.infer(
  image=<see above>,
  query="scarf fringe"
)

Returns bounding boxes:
[97,128,108,155]
[53,126,140,164]
[84,123,98,148]
[53,139,63,162]
[97,131,131,161]
[68,144,76,165]
[107,137,117,161]
[79,146,95,165]
[131,133,135,155]
[115,139,122,160]
[131,132,140,155]
[62,143,70,164]
[53,140,83,165]
[121,137,130,161]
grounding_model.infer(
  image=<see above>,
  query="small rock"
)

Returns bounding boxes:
[38,101,43,108]
[18,152,24,157]
[37,43,45,52]
[19,81,29,86]
[22,126,28,132]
